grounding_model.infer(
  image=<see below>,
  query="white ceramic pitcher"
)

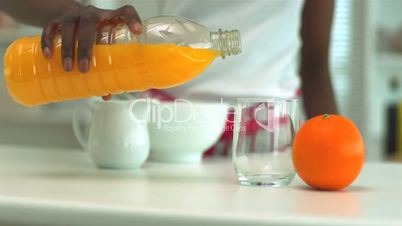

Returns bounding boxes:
[73,99,151,169]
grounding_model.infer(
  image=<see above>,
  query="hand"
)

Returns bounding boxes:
[40,5,142,100]
[41,5,142,72]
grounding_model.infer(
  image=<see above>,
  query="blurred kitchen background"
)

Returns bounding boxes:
[0,0,401,162]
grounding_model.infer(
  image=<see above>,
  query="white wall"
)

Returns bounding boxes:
[367,0,402,160]
[374,0,402,30]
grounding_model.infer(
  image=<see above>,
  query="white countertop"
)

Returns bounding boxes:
[0,145,401,226]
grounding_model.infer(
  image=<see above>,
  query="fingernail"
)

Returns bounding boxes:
[134,22,142,33]
[63,57,73,71]
[79,59,89,73]
[43,47,51,58]
[102,94,112,101]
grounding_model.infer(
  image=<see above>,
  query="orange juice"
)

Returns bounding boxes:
[4,36,219,106]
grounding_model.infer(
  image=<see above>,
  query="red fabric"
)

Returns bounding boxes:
[147,89,176,101]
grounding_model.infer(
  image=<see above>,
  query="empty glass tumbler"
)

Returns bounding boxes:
[232,98,300,186]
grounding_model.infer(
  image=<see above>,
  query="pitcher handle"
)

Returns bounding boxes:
[72,103,93,150]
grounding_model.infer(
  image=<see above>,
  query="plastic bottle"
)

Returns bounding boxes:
[4,16,241,106]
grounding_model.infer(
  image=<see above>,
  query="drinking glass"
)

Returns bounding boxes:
[232,98,300,186]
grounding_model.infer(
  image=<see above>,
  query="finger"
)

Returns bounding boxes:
[61,15,78,71]
[114,5,142,34]
[77,14,98,73]
[102,94,112,101]
[41,21,60,59]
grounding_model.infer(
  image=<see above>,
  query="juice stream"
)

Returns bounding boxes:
[4,36,219,106]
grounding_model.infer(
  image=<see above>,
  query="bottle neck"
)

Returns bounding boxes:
[210,29,241,59]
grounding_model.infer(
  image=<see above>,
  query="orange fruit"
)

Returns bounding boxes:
[292,114,365,190]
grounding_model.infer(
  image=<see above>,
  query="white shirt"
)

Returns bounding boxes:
[151,0,304,101]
